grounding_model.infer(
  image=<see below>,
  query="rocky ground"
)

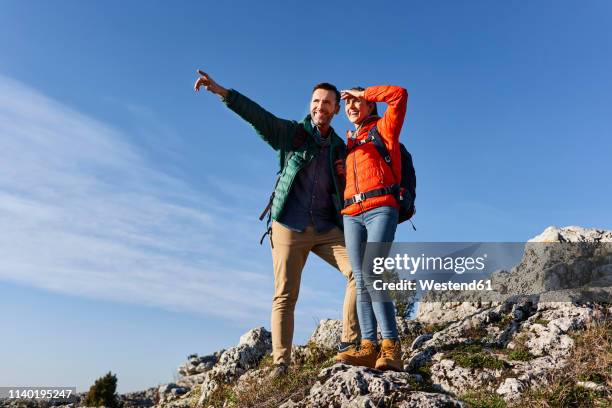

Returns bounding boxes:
[3,226,610,408]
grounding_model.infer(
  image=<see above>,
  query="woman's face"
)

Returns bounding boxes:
[344,96,373,125]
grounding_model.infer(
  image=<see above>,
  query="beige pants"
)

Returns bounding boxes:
[270,221,360,365]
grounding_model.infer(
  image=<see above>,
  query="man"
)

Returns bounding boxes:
[194,70,360,377]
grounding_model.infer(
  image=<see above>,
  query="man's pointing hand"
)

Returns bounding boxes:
[194,70,228,98]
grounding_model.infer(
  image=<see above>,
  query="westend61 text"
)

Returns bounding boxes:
[373,279,493,291]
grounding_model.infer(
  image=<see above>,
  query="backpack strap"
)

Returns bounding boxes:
[344,185,400,207]
[368,126,397,181]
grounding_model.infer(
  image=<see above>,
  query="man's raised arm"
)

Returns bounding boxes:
[194,70,297,151]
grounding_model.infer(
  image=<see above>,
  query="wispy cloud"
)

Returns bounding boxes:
[0,75,273,322]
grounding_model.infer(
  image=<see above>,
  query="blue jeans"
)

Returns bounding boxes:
[344,206,399,341]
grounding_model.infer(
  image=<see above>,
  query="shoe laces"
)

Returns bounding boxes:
[380,341,399,359]
[356,342,376,356]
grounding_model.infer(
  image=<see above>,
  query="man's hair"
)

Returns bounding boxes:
[351,86,378,116]
[312,82,340,106]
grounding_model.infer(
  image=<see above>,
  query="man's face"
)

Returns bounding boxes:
[344,95,373,125]
[310,88,338,128]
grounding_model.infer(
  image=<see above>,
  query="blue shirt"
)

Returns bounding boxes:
[277,123,337,233]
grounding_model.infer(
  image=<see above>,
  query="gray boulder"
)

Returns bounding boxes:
[157,383,188,404]
[309,319,343,349]
[197,327,272,406]
[430,355,502,395]
[178,350,224,377]
[415,226,612,324]
[280,363,464,408]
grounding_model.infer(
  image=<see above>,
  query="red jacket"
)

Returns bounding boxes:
[342,85,408,216]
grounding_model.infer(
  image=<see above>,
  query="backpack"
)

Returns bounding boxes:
[354,125,417,226]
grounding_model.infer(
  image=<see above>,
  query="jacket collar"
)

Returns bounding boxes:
[302,115,340,146]
[356,115,380,133]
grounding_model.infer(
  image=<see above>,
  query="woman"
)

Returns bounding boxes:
[335,85,408,371]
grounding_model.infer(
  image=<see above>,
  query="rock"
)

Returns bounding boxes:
[509,302,596,360]
[408,304,516,371]
[120,387,157,407]
[415,226,612,324]
[511,356,564,387]
[178,351,224,377]
[280,364,420,408]
[497,226,612,296]
[158,383,188,403]
[407,299,607,402]
[150,227,610,408]
[410,333,433,350]
[175,372,208,389]
[197,327,271,406]
[280,363,465,407]
[308,317,423,351]
[416,301,498,325]
[530,226,612,243]
[496,378,525,400]
[396,393,466,407]
[395,318,424,339]
[309,319,343,349]
[576,381,607,392]
[429,357,502,395]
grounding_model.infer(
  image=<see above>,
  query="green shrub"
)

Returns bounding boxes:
[446,349,505,370]
[507,349,534,361]
[443,343,484,353]
[84,371,120,408]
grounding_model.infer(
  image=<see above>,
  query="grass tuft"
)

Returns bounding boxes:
[506,349,534,361]
[461,390,507,408]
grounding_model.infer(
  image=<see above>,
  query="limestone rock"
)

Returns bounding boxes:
[197,327,272,406]
[529,226,612,243]
[395,318,424,339]
[120,387,157,407]
[415,226,612,324]
[309,319,343,349]
[395,392,466,407]
[178,351,224,377]
[430,356,502,395]
[496,378,525,400]
[280,364,418,408]
[158,383,188,404]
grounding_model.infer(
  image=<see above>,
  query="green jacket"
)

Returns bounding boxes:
[224,89,346,228]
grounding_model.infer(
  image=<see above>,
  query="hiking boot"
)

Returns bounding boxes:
[268,363,288,380]
[335,339,379,368]
[335,340,359,353]
[375,338,403,371]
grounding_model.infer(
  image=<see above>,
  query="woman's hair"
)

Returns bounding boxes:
[351,87,378,116]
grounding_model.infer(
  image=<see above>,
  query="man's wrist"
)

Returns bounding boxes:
[216,86,228,98]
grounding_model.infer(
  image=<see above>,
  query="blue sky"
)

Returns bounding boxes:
[1,0,611,393]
